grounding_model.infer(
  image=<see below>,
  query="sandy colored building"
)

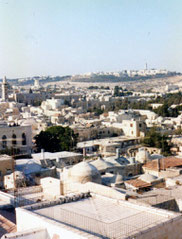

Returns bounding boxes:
[0,155,13,187]
[143,156,182,178]
[0,123,32,155]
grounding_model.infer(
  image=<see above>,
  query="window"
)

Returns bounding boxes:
[2,135,7,149]
[12,134,17,146]
[22,133,26,145]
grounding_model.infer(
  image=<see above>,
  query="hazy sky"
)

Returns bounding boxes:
[0,0,182,78]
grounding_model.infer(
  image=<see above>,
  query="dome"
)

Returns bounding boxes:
[69,161,101,184]
[90,157,113,171]
[139,174,158,183]
[113,173,124,184]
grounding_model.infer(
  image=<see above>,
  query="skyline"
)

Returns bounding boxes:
[0,0,182,78]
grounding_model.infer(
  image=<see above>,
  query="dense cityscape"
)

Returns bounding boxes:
[0,70,182,238]
[1,0,182,238]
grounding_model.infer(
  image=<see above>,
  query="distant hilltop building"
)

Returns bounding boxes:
[70,68,170,81]
[1,76,8,102]
[165,84,179,92]
[33,78,41,89]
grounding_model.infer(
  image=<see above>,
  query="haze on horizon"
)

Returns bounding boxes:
[0,0,182,78]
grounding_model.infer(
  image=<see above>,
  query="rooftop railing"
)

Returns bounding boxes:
[40,206,166,238]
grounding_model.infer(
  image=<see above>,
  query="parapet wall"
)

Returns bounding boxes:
[66,182,127,200]
[131,215,182,239]
[24,192,91,211]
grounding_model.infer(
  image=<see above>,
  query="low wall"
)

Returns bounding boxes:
[16,207,86,239]
[2,228,46,239]
[131,215,182,239]
[67,182,127,200]
[0,191,15,205]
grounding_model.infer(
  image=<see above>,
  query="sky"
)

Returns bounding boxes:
[0,0,182,78]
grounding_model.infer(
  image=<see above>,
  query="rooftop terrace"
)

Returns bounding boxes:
[77,136,140,148]
[32,194,179,238]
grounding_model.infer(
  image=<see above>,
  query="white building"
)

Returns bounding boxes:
[33,79,41,89]
[3,190,182,239]
[41,98,64,111]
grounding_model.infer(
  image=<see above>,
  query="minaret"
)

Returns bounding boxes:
[2,76,8,101]
[34,79,40,89]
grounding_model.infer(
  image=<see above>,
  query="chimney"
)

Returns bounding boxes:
[157,158,160,172]
[116,148,120,159]
[98,154,103,160]
[41,149,45,160]
[83,148,86,160]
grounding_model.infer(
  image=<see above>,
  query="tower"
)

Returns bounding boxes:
[2,76,8,101]
[34,79,40,89]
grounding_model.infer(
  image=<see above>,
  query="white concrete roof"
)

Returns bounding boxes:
[32,151,82,161]
[34,195,179,238]
[139,174,158,183]
[15,159,43,174]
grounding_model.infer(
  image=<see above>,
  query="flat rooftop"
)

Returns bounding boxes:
[32,151,82,161]
[77,136,140,148]
[132,185,182,206]
[33,195,179,238]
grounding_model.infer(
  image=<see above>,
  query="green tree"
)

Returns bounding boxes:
[154,103,179,117]
[142,127,171,156]
[154,104,169,117]
[174,127,182,135]
[34,126,78,152]
[114,86,120,96]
